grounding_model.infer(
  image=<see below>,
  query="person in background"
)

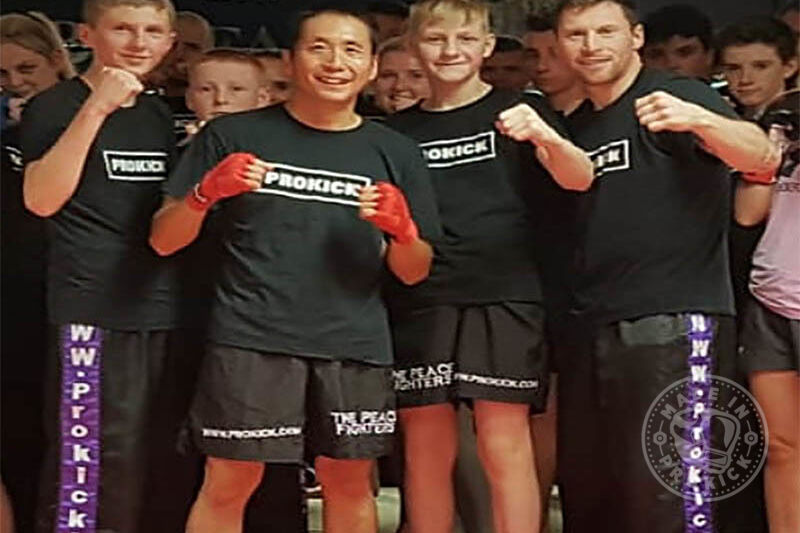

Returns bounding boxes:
[521,9,587,532]
[252,48,293,105]
[366,0,410,44]
[777,1,800,34]
[716,17,798,120]
[373,36,430,115]
[0,12,75,532]
[641,3,715,80]
[150,10,214,144]
[735,86,800,533]
[153,10,214,98]
[480,35,530,91]
[183,48,269,141]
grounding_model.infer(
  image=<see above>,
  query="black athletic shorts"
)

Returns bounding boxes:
[739,296,800,373]
[190,344,396,463]
[556,313,749,533]
[36,325,200,533]
[391,302,548,411]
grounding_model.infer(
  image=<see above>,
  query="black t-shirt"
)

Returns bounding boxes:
[566,69,738,324]
[164,105,441,365]
[21,78,180,329]
[161,93,196,147]
[385,88,567,309]
[2,123,47,313]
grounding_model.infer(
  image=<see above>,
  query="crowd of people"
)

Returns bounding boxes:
[0,0,797,533]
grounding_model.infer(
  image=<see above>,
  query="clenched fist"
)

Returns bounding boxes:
[495,103,560,145]
[86,67,144,115]
[635,91,706,133]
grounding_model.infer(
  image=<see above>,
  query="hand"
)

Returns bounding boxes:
[86,67,144,115]
[7,97,26,123]
[495,103,560,145]
[359,182,418,244]
[635,91,706,133]
[186,153,270,211]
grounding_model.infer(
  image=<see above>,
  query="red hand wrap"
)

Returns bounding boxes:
[185,152,256,211]
[741,170,778,185]
[365,181,419,245]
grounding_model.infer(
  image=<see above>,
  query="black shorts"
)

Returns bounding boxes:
[190,344,396,463]
[739,297,800,373]
[391,302,548,411]
[556,313,748,533]
[37,325,200,533]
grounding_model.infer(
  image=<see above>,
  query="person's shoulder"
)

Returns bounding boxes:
[519,88,548,106]
[24,77,86,117]
[640,69,719,100]
[205,105,280,134]
[141,89,172,113]
[362,117,421,152]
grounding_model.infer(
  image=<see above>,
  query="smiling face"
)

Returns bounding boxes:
[79,4,174,79]
[557,1,643,88]
[721,42,798,112]
[374,48,430,113]
[412,8,494,86]
[286,12,377,106]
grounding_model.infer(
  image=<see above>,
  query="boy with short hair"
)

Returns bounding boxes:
[20,1,199,532]
[149,8,440,533]
[388,1,593,532]
[641,4,715,80]
[716,17,798,120]
[184,48,270,137]
[480,35,530,91]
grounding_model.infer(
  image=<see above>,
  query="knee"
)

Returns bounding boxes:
[767,430,800,466]
[476,428,531,475]
[315,457,373,500]
[201,458,263,508]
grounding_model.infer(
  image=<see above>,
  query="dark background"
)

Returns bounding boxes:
[0,0,784,48]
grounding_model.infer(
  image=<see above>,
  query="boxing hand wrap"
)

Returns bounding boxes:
[185,152,257,211]
[741,170,778,185]
[741,140,781,185]
[365,182,419,245]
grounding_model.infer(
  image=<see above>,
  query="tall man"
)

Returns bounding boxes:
[149,8,439,533]
[552,0,780,532]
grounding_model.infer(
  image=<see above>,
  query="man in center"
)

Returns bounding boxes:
[149,8,440,533]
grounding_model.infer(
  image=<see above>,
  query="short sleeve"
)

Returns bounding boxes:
[19,91,72,165]
[163,123,229,199]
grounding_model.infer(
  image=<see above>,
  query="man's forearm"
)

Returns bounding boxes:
[734,181,774,227]
[23,102,109,217]
[386,238,433,285]
[535,137,594,192]
[149,196,208,256]
[693,109,780,176]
